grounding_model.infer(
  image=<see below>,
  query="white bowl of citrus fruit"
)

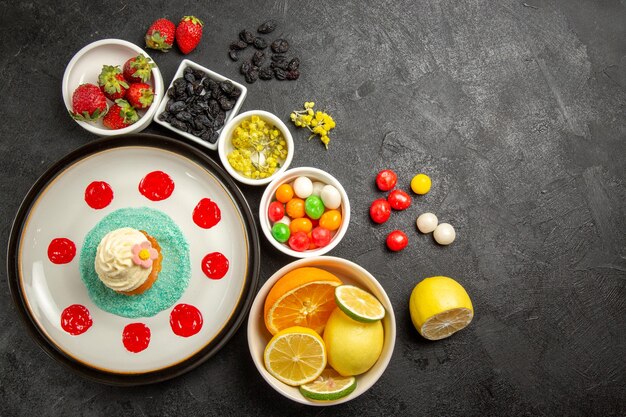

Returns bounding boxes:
[247,256,395,405]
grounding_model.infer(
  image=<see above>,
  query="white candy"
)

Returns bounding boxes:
[275,215,291,226]
[433,223,456,245]
[311,181,325,197]
[416,213,438,234]
[293,176,313,199]
[320,185,341,209]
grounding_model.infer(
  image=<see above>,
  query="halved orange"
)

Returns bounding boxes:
[264,267,343,335]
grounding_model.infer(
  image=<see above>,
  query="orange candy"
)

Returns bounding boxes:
[286,198,305,218]
[275,184,294,203]
[319,209,342,231]
[290,217,313,234]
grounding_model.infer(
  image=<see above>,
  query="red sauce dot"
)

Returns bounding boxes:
[84,181,114,209]
[122,323,151,353]
[139,171,175,201]
[61,304,93,335]
[170,304,203,337]
[192,198,221,229]
[201,252,229,280]
[48,238,76,264]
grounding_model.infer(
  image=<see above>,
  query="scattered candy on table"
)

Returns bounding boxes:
[386,230,409,252]
[416,213,438,234]
[433,223,456,245]
[376,169,397,191]
[410,173,431,195]
[387,189,411,211]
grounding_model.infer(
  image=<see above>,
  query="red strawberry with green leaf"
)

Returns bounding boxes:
[145,18,176,51]
[175,16,203,54]
[127,83,154,109]
[98,65,129,100]
[123,54,155,83]
[103,99,139,129]
[70,83,108,122]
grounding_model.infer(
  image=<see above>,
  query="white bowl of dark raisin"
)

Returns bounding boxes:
[153,59,247,151]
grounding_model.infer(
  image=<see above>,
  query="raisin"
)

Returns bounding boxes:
[183,67,194,76]
[219,97,234,111]
[245,68,259,84]
[169,101,186,113]
[220,80,235,96]
[287,57,300,71]
[230,40,248,50]
[171,119,188,132]
[239,29,255,44]
[228,50,239,61]
[173,77,186,90]
[184,72,196,83]
[270,56,289,70]
[253,37,267,50]
[286,70,300,80]
[167,87,177,98]
[197,115,212,127]
[193,82,204,95]
[271,39,289,53]
[228,87,241,99]
[259,66,274,80]
[201,129,217,143]
[257,20,277,34]
[252,51,265,67]
[207,99,220,115]
[240,61,252,75]
[215,112,226,128]
[193,69,205,80]
[274,68,287,80]
[176,111,192,122]
[158,111,171,122]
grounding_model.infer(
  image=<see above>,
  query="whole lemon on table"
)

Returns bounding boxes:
[323,307,384,376]
[409,276,474,340]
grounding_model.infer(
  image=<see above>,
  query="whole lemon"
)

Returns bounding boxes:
[323,307,383,376]
[409,276,473,340]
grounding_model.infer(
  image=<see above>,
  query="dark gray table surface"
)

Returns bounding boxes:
[1,0,624,416]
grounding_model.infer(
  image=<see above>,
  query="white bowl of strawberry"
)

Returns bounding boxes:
[62,38,164,135]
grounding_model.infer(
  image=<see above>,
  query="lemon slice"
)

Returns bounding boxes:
[409,276,474,340]
[299,368,357,401]
[263,326,327,386]
[335,285,385,323]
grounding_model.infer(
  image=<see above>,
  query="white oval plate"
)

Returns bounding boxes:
[7,134,260,385]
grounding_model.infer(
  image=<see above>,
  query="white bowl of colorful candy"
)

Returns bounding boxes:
[259,167,350,257]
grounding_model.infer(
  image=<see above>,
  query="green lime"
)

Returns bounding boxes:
[335,285,385,323]
[299,368,357,401]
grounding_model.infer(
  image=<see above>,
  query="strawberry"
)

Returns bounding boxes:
[126,83,154,109]
[102,99,139,129]
[98,65,129,100]
[175,16,203,54]
[145,18,176,51]
[123,54,155,83]
[70,83,108,122]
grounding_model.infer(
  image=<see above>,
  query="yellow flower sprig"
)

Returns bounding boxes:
[290,102,336,149]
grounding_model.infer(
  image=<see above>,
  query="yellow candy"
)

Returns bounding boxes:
[411,174,431,195]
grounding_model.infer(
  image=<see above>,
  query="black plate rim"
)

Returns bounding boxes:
[6,133,261,386]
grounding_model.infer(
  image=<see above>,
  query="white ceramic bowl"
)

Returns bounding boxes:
[217,110,294,186]
[153,59,247,151]
[62,39,164,136]
[259,167,350,257]
[247,256,396,406]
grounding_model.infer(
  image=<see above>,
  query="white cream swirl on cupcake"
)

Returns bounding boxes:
[94,227,158,292]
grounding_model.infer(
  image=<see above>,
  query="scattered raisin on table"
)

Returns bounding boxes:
[287,57,300,71]
[252,51,265,67]
[274,68,287,80]
[259,66,274,80]
[286,70,300,80]
[253,37,267,50]
[230,40,248,50]
[240,61,252,75]
[239,29,255,44]
[228,50,239,61]
[257,20,277,34]
[245,68,259,84]
[271,39,289,53]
